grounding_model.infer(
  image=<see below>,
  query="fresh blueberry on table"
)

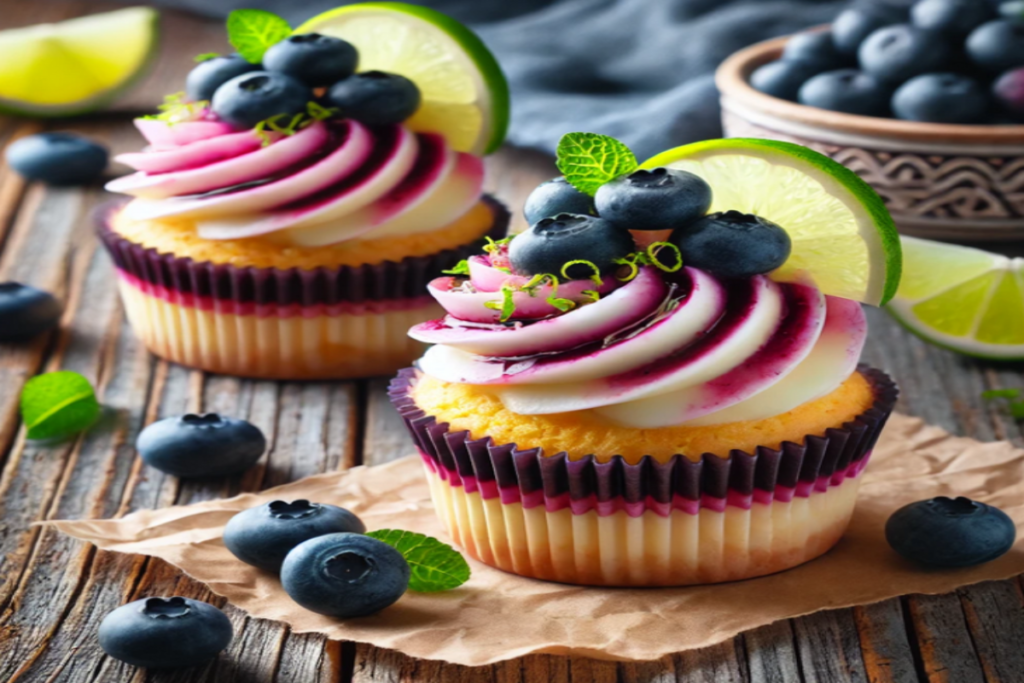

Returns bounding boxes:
[281,533,410,618]
[98,596,233,668]
[0,283,61,342]
[224,500,367,573]
[782,31,850,73]
[523,177,594,225]
[670,210,791,279]
[994,67,1024,119]
[136,413,266,478]
[185,54,260,102]
[324,71,421,126]
[859,24,952,83]
[508,214,635,279]
[892,73,991,123]
[911,0,995,37]
[750,60,822,101]
[210,71,313,129]
[886,496,1016,568]
[798,69,892,116]
[262,33,359,88]
[967,20,1024,72]
[5,132,108,186]
[595,168,712,232]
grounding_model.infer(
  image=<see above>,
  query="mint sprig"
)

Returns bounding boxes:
[227,9,292,64]
[20,371,101,441]
[367,529,471,592]
[982,388,1024,420]
[556,132,638,196]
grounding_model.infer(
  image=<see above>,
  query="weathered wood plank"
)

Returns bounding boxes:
[675,641,749,682]
[853,600,918,683]
[958,580,1024,683]
[791,611,869,683]
[744,621,804,683]
[905,593,985,683]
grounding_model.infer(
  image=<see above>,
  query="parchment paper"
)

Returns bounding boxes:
[50,413,1024,666]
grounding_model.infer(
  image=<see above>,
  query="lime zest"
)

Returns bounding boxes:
[227,9,292,64]
[306,100,338,121]
[646,242,683,273]
[560,260,603,286]
[366,529,470,592]
[483,283,516,323]
[194,52,220,62]
[614,254,641,282]
[482,235,512,256]
[581,289,601,303]
[556,132,637,196]
[252,103,335,146]
[20,371,101,441]
[139,91,208,124]
[442,259,471,276]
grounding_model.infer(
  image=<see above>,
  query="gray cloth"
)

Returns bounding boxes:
[150,0,849,158]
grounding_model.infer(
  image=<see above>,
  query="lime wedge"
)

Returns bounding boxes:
[886,236,1024,359]
[0,7,160,118]
[642,138,901,306]
[297,2,509,155]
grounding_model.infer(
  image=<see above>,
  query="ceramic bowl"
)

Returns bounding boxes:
[716,32,1024,241]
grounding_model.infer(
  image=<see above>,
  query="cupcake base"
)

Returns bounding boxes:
[390,366,897,586]
[99,197,509,379]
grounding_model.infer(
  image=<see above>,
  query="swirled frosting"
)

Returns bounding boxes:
[107,116,485,247]
[410,256,867,428]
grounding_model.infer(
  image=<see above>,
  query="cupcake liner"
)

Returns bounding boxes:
[97,196,510,307]
[389,367,898,585]
[96,197,509,379]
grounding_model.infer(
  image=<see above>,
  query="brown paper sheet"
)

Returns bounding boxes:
[49,413,1024,666]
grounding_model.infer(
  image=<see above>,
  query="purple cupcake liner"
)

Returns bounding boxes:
[95,196,510,307]
[389,366,898,507]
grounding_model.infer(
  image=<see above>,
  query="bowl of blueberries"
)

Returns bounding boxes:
[716,0,1024,241]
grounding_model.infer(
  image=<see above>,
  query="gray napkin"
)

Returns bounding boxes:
[144,0,851,158]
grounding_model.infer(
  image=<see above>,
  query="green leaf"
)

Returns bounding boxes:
[443,259,471,276]
[555,132,638,196]
[194,52,220,62]
[982,389,1021,401]
[1011,401,1024,421]
[546,296,576,312]
[20,371,101,441]
[483,284,516,323]
[367,529,471,592]
[226,9,292,64]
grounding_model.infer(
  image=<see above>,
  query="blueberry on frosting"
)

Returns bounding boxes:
[508,213,634,279]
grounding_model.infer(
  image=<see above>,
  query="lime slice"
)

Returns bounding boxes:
[0,7,160,118]
[297,2,509,155]
[642,138,901,306]
[886,236,1024,359]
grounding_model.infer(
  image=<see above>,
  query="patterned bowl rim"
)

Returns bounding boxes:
[716,28,1024,147]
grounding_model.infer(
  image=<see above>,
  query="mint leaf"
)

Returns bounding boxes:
[556,132,638,196]
[20,371,101,441]
[367,529,470,592]
[226,9,291,64]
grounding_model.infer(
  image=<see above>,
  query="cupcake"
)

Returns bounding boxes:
[100,4,510,379]
[390,134,902,586]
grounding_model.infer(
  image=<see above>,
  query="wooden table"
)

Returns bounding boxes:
[3,3,1024,682]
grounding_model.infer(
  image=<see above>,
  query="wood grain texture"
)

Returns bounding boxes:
[1,2,1024,682]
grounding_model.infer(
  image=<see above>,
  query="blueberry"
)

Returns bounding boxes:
[0,283,62,342]
[670,210,791,278]
[750,60,820,101]
[994,67,1024,119]
[508,214,635,279]
[886,496,1016,568]
[782,32,850,73]
[136,413,266,478]
[262,33,358,88]
[798,69,892,116]
[185,54,260,102]
[523,177,594,224]
[5,132,108,186]
[892,73,990,123]
[912,0,995,36]
[281,533,409,618]
[832,8,896,56]
[98,596,233,668]
[224,500,366,573]
[859,24,952,83]
[210,71,312,129]
[595,168,712,232]
[999,0,1024,20]
[324,71,421,126]
[967,20,1024,72]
